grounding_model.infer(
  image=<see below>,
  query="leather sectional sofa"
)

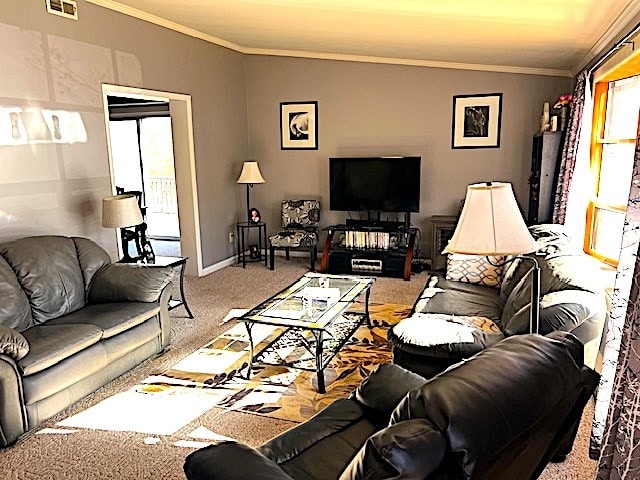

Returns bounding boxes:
[184,332,598,480]
[388,224,607,379]
[0,235,174,447]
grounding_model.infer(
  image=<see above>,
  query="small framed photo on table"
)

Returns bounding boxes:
[451,93,502,149]
[280,101,318,150]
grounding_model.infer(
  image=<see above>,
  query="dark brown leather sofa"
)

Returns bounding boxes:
[184,332,598,480]
[388,224,607,379]
[0,235,173,447]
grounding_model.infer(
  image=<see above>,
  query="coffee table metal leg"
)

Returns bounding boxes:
[364,288,372,327]
[178,261,194,319]
[244,323,254,379]
[313,330,325,394]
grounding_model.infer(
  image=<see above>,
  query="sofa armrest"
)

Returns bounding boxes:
[350,363,426,418]
[88,264,174,304]
[0,326,29,361]
[0,354,27,447]
[260,398,368,463]
[184,442,294,480]
[339,419,446,480]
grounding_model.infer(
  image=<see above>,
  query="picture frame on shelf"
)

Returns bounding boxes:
[280,101,318,150]
[451,93,503,149]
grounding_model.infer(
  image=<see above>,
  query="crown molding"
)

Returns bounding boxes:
[86,0,245,52]
[242,47,572,77]
[87,0,572,77]
[572,0,640,75]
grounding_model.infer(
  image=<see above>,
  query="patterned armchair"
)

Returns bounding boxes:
[269,200,320,271]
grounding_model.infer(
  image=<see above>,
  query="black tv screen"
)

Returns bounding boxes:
[329,157,421,212]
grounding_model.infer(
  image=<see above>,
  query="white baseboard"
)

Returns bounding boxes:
[199,250,323,277]
[199,255,237,276]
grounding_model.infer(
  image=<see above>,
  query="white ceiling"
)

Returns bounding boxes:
[88,0,640,76]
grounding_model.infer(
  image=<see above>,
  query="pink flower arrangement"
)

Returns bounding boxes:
[554,94,573,109]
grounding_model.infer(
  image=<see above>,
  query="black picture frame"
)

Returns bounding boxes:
[249,208,261,224]
[280,101,318,150]
[451,93,503,149]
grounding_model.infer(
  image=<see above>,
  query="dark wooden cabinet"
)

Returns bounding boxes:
[528,132,562,225]
[430,215,457,272]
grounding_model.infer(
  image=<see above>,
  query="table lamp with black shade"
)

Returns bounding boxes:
[102,194,144,263]
[237,161,265,223]
[444,182,541,333]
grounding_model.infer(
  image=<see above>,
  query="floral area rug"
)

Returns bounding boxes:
[58,303,411,434]
[143,302,411,424]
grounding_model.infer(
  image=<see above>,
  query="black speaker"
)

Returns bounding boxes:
[328,251,351,273]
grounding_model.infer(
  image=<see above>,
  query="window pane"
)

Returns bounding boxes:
[605,75,640,139]
[598,143,635,205]
[591,207,625,261]
[109,120,143,192]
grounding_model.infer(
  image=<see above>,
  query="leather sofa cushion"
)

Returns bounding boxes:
[19,324,102,376]
[0,236,85,323]
[390,333,586,479]
[88,264,174,304]
[185,442,295,480]
[0,325,29,360]
[350,363,426,420]
[73,237,111,297]
[47,302,161,339]
[501,254,604,331]
[260,398,378,480]
[505,290,604,336]
[339,419,446,480]
[0,255,33,331]
[415,276,502,323]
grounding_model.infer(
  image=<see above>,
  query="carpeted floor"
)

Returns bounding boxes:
[0,258,597,479]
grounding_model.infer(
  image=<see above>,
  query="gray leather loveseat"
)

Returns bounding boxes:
[0,235,174,447]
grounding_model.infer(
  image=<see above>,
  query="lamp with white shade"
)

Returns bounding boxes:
[444,182,540,333]
[237,161,265,223]
[102,194,144,263]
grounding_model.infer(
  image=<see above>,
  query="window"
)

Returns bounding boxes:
[585,71,640,266]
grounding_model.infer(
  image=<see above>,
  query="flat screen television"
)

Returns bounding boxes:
[329,156,421,212]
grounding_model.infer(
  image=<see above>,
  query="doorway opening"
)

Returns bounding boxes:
[107,95,180,257]
[102,84,203,276]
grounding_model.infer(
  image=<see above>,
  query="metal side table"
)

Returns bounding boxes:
[148,255,194,318]
[236,221,268,268]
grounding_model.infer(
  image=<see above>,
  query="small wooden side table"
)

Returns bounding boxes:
[147,256,194,318]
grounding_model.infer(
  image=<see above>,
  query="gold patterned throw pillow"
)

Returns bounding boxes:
[445,254,505,288]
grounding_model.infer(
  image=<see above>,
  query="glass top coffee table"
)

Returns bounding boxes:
[238,272,376,393]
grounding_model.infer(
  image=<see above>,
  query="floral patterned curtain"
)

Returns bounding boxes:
[552,69,589,224]
[594,112,640,479]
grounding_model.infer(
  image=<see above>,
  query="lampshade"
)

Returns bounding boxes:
[444,182,537,255]
[102,194,143,228]
[237,161,265,184]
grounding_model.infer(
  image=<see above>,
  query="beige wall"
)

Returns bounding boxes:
[245,56,571,255]
[0,1,248,266]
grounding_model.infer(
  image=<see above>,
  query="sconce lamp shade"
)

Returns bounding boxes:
[102,194,143,228]
[237,161,265,185]
[444,182,537,256]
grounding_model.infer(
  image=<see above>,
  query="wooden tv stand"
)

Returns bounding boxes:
[319,224,417,281]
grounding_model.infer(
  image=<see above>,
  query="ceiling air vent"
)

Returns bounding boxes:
[46,0,78,20]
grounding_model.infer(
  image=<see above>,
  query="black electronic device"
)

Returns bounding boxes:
[329,157,421,213]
